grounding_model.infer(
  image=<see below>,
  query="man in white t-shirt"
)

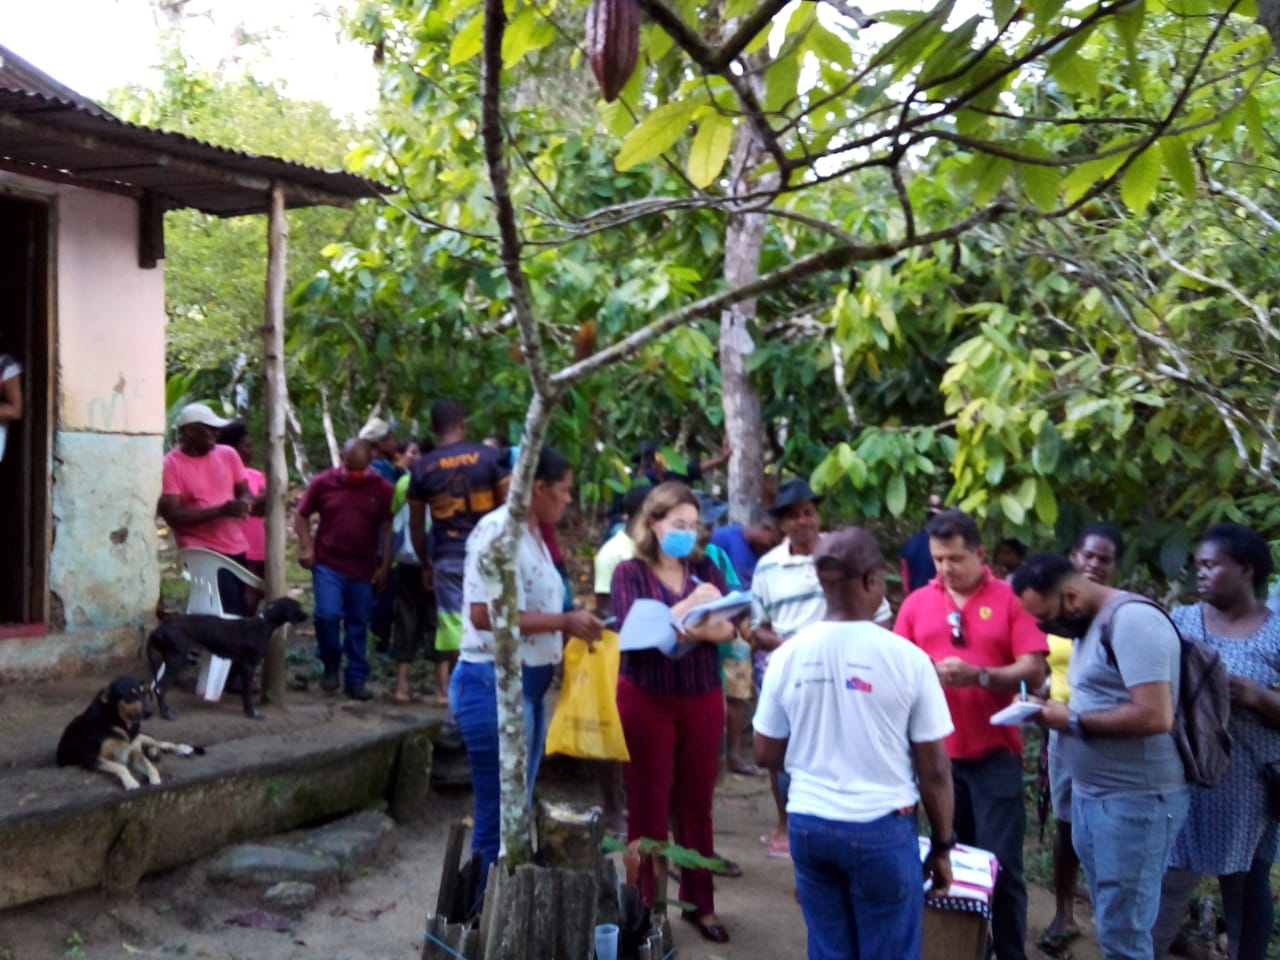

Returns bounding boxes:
[754,526,956,960]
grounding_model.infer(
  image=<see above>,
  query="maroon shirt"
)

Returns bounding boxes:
[610,555,726,697]
[296,468,394,581]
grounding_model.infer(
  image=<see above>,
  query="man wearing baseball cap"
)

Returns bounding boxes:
[158,403,254,615]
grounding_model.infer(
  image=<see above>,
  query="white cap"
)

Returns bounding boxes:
[359,417,392,442]
[174,402,231,430]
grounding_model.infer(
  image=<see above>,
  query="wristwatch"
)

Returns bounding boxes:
[1065,712,1085,737]
[930,834,958,853]
[977,668,991,688]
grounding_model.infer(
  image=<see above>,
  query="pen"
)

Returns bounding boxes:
[1020,681,1027,700]
[602,616,617,626]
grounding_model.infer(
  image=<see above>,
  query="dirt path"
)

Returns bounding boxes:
[0,763,1102,960]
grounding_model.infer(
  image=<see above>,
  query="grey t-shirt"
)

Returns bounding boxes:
[1061,597,1185,796]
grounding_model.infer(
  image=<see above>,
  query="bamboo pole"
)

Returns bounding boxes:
[261,182,289,704]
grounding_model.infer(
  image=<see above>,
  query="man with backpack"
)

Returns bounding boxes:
[1012,553,1191,960]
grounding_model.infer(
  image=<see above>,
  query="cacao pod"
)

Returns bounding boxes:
[586,0,640,103]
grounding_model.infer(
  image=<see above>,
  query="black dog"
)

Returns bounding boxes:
[147,596,308,720]
[56,676,204,790]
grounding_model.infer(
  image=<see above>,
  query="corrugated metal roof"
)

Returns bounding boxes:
[0,46,386,217]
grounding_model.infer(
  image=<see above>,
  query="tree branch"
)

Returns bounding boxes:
[550,200,1015,385]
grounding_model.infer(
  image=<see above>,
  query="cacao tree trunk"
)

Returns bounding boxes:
[720,116,775,524]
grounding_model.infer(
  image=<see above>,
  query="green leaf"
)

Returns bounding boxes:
[918,15,981,88]
[615,100,699,172]
[449,13,484,65]
[1243,95,1266,153]
[1020,161,1059,213]
[999,492,1025,525]
[765,51,801,113]
[974,156,1012,205]
[1152,433,1174,465]
[501,7,555,68]
[1034,481,1058,528]
[1119,147,1160,214]
[808,24,854,70]
[886,473,907,517]
[1159,136,1196,199]
[1031,421,1061,474]
[686,113,734,189]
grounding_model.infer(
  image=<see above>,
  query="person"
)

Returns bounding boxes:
[1039,523,1124,957]
[395,438,421,475]
[899,493,944,594]
[359,417,402,482]
[1012,552,1188,960]
[591,482,652,836]
[709,512,782,592]
[692,491,760,778]
[635,437,730,487]
[993,537,1029,580]
[610,482,737,944]
[217,421,268,613]
[390,439,439,705]
[0,349,21,463]
[753,526,957,960]
[158,403,252,616]
[750,479,892,858]
[451,446,603,872]
[295,438,394,701]
[1152,523,1280,960]
[408,399,510,703]
[594,484,652,619]
[893,508,1047,960]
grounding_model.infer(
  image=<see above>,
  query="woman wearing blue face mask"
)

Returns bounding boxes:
[609,482,737,944]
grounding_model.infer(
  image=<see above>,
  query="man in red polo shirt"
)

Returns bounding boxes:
[894,508,1047,960]
[295,438,394,701]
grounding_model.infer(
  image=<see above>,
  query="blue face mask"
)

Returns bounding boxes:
[660,528,698,559]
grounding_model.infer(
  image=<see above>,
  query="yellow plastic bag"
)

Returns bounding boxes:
[545,630,630,762]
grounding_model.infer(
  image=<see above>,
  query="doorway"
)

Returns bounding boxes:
[0,193,50,628]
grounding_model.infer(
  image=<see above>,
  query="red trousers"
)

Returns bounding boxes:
[617,677,724,917]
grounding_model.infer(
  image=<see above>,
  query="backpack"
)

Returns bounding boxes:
[1095,594,1232,788]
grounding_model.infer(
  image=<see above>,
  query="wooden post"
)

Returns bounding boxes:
[262,182,289,704]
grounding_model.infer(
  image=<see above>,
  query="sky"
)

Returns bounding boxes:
[0,0,972,121]
[0,0,379,118]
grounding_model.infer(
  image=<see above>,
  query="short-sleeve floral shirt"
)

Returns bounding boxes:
[460,504,564,667]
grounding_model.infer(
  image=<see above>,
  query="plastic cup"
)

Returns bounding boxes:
[594,923,619,960]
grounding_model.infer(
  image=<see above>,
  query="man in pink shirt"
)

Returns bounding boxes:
[159,403,252,615]
[894,508,1048,960]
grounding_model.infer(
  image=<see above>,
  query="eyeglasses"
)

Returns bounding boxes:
[947,610,965,647]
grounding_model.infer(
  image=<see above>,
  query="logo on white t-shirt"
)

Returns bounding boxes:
[845,674,873,693]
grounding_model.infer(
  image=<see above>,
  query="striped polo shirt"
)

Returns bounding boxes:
[751,539,893,637]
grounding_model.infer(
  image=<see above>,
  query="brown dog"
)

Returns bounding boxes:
[56,676,204,790]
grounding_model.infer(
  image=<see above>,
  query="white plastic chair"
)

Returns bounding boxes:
[177,547,265,700]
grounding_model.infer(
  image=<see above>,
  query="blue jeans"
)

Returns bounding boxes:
[1073,789,1190,960]
[312,563,373,688]
[789,810,922,960]
[449,659,555,870]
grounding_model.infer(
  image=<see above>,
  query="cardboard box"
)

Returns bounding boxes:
[923,905,989,960]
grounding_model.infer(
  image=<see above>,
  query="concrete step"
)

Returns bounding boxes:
[0,706,440,910]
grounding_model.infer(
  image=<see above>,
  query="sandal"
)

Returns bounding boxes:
[765,835,790,859]
[1035,929,1081,958]
[680,911,729,944]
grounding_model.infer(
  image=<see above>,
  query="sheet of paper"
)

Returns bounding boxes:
[674,589,754,632]
[989,700,1044,726]
[617,599,679,653]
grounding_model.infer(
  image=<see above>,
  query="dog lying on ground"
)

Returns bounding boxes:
[146,596,308,720]
[56,676,204,790]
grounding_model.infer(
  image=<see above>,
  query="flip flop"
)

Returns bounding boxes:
[1035,929,1081,957]
[765,836,790,859]
[728,760,764,776]
[387,692,422,704]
